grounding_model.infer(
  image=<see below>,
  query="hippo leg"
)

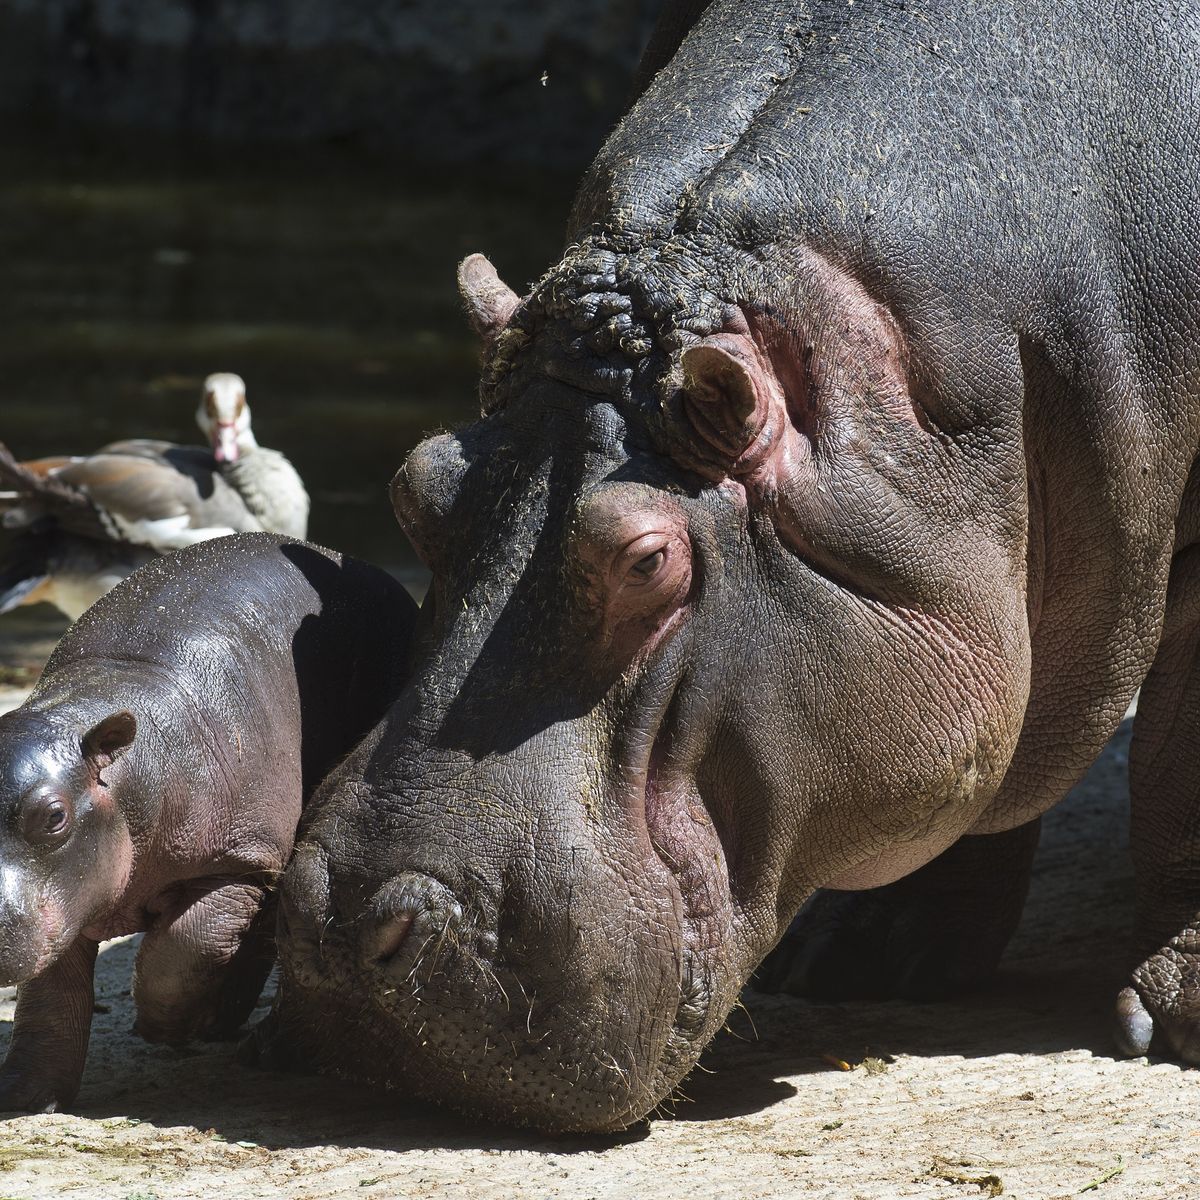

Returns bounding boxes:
[237,981,320,1075]
[132,879,275,1046]
[1118,545,1200,1060]
[755,820,1041,1000]
[0,937,98,1113]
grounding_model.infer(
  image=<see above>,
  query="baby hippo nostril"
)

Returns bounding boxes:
[356,872,464,985]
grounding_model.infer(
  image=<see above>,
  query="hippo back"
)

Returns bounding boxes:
[33,533,418,800]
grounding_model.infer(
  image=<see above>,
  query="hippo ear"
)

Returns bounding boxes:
[680,333,782,473]
[458,253,521,343]
[82,711,137,775]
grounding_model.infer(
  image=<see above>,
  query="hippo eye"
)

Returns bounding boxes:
[629,549,666,581]
[21,794,74,847]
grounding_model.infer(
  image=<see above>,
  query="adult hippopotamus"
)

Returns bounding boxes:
[0,533,417,1112]
[275,0,1200,1130]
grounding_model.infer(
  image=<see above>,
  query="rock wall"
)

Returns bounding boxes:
[0,1,659,164]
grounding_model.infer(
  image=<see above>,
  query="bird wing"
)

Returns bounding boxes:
[54,452,264,549]
[94,442,228,501]
[0,439,265,552]
[19,455,80,477]
[0,441,112,541]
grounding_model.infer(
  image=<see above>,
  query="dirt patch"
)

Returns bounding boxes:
[0,706,1196,1198]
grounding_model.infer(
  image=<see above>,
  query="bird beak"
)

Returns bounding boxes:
[213,422,239,464]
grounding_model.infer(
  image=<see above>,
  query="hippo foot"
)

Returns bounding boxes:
[1114,933,1200,1062]
[757,824,1038,1001]
[754,887,990,1000]
[0,1068,69,1115]
[134,1002,233,1047]
[133,1012,200,1047]
[237,1010,308,1073]
[134,986,260,1047]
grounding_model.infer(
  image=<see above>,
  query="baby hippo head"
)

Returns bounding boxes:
[0,707,137,984]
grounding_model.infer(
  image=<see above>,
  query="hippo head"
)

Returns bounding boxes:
[279,244,1032,1130]
[0,708,136,984]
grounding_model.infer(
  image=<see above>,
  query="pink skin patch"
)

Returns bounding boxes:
[574,489,694,666]
[669,254,1017,893]
[573,489,735,990]
[671,249,950,618]
[673,248,918,508]
[213,423,240,464]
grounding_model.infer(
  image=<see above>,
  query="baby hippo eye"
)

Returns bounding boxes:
[629,549,666,581]
[20,792,74,847]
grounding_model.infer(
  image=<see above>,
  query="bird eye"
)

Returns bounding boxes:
[629,549,666,580]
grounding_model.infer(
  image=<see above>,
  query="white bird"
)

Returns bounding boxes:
[0,373,310,619]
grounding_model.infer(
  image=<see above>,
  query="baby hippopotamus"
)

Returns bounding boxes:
[0,532,418,1112]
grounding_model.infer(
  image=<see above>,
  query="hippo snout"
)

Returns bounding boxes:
[279,845,467,1000]
[356,874,465,985]
[0,875,53,986]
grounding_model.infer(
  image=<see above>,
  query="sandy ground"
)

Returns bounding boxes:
[0,674,1195,1198]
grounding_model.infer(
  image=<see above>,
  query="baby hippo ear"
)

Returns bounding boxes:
[82,711,137,775]
[457,253,521,343]
[680,333,784,475]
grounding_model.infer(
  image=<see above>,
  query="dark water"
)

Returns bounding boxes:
[0,121,578,599]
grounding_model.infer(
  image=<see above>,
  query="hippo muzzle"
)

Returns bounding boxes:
[0,711,136,988]
[0,866,61,985]
[279,851,463,996]
[278,677,736,1132]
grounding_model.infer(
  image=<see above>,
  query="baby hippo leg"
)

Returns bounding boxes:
[132,879,277,1046]
[0,938,98,1113]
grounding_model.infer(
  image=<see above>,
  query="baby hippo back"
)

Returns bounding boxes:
[36,532,417,802]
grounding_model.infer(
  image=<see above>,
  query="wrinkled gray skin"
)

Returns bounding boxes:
[0,533,417,1112]
[276,0,1200,1130]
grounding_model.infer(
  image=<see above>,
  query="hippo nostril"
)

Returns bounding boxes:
[361,913,415,964]
[356,872,464,982]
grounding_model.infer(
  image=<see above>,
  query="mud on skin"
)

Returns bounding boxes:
[0,533,417,1112]
[275,0,1200,1131]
